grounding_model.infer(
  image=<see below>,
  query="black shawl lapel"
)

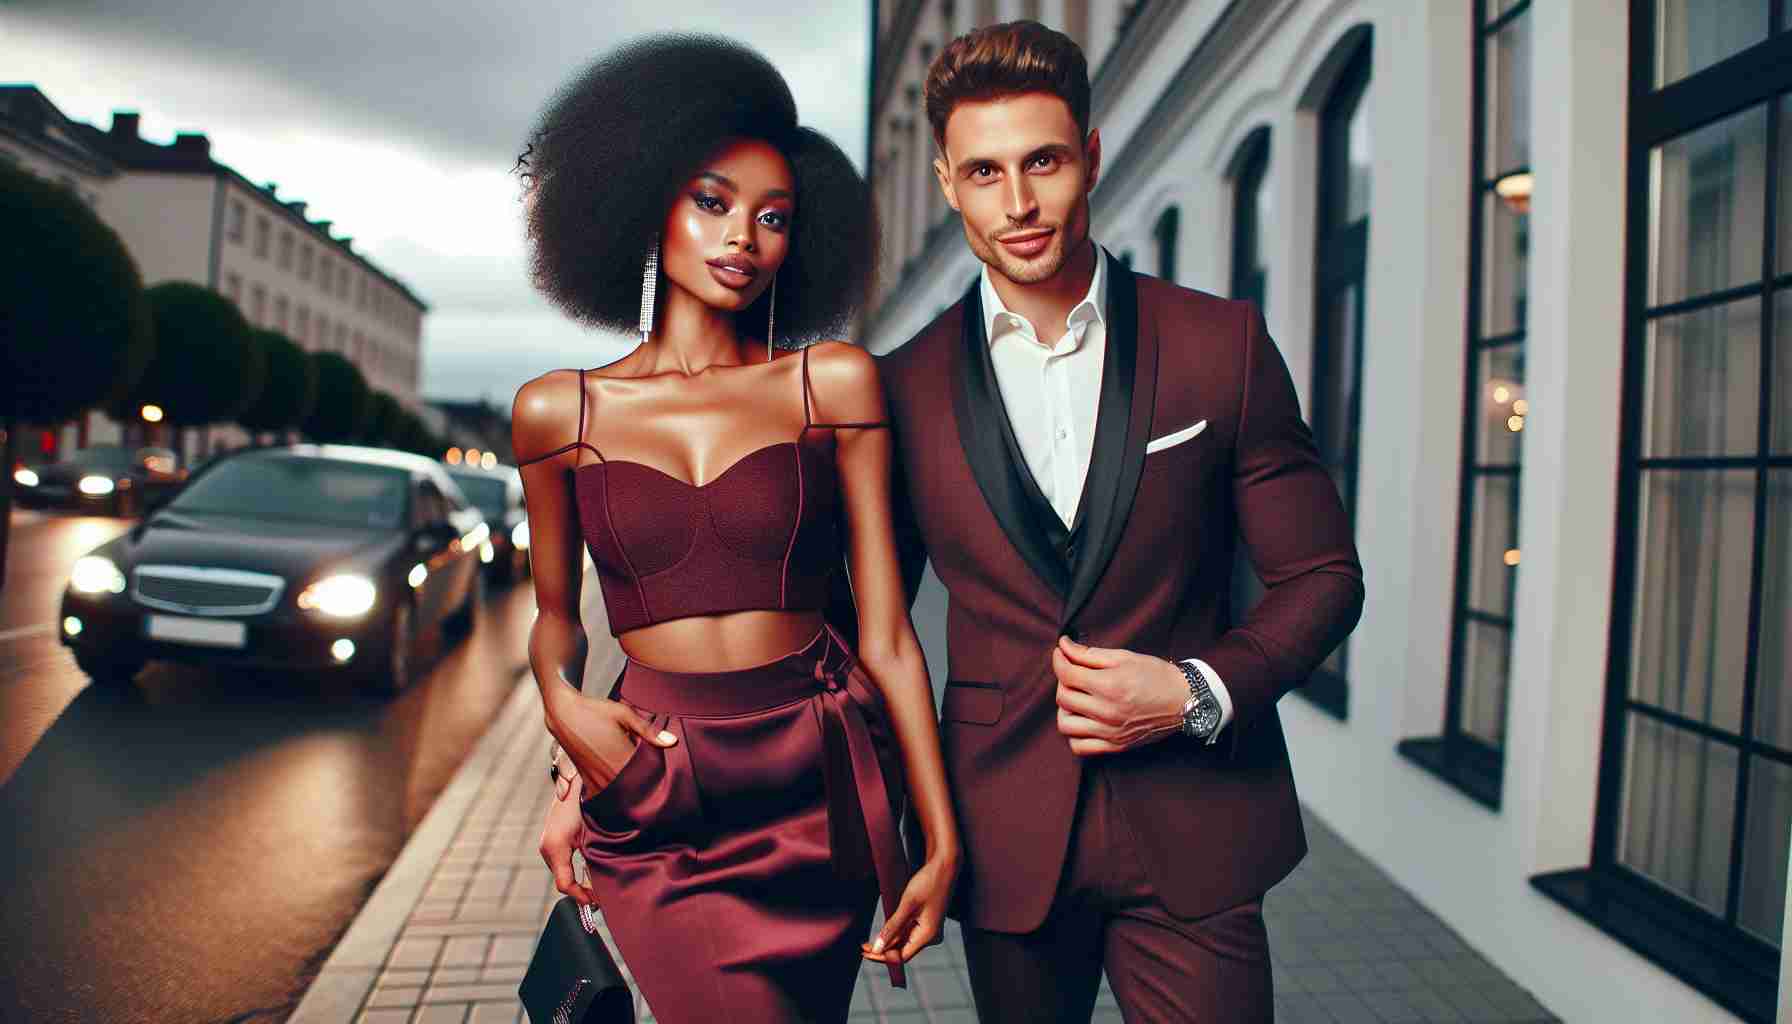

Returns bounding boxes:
[952,281,1073,597]
[1062,254,1155,627]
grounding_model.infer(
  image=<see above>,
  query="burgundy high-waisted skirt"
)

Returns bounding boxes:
[578,621,912,1023]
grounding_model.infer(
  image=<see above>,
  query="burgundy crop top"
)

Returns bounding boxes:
[521,346,887,636]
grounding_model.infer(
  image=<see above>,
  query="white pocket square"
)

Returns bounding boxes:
[1145,419,1207,454]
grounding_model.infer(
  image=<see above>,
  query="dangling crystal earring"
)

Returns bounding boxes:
[638,236,660,343]
[764,271,778,362]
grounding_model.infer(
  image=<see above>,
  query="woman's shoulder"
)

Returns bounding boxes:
[801,341,886,426]
[511,368,586,465]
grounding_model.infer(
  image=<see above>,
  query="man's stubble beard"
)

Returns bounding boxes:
[963,195,1091,288]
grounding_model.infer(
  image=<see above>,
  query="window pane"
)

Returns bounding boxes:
[1776,291,1792,454]
[1476,345,1526,465]
[1487,0,1525,24]
[1740,756,1791,946]
[1781,99,1792,274]
[1314,282,1362,511]
[1628,470,1755,732]
[1641,299,1762,458]
[1654,0,1771,88]
[1467,472,1520,616]
[1482,191,1530,337]
[1460,619,1510,747]
[1484,10,1531,175]
[1648,105,1768,307]
[1344,96,1371,224]
[1756,470,1792,749]
[1617,713,1738,915]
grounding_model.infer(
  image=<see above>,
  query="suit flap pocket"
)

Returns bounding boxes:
[941,681,1003,724]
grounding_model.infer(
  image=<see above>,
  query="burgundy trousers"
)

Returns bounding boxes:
[961,763,1274,1023]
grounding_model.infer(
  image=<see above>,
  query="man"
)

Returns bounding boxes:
[876,20,1364,1022]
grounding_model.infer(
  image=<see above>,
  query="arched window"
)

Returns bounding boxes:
[1303,32,1372,719]
[1153,207,1180,282]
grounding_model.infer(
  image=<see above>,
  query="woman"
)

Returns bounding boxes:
[511,35,958,1022]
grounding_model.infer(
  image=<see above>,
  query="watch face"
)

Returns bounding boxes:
[1183,696,1221,737]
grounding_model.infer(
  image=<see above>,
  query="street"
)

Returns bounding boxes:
[0,506,552,1024]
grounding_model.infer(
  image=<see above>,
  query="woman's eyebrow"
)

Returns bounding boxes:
[698,171,791,201]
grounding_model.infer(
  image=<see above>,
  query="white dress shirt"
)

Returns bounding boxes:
[980,242,1234,740]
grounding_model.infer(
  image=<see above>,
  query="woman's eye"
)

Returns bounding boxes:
[759,211,788,230]
[693,192,725,212]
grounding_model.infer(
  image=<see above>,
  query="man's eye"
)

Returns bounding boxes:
[1030,155,1058,170]
[973,166,994,178]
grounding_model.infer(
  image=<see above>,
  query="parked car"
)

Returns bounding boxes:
[58,444,487,695]
[445,462,530,583]
[14,444,184,516]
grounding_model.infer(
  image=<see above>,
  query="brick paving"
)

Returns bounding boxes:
[292,587,1559,1023]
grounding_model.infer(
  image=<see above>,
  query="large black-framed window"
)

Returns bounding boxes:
[1532,5,1792,1021]
[1399,0,1532,810]
[1228,127,1273,624]
[1302,34,1372,720]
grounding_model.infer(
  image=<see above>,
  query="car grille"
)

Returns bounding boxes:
[133,565,285,616]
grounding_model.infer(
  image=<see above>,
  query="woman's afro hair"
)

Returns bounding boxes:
[520,34,879,343]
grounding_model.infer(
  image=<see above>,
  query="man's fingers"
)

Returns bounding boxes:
[1054,683,1114,724]
[1050,644,1093,692]
[1069,736,1123,756]
[1056,707,1109,739]
[1058,634,1127,669]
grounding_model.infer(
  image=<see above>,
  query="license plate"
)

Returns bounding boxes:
[146,614,247,649]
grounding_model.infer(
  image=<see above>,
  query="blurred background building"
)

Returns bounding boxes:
[866,2,1791,1022]
[1,85,429,461]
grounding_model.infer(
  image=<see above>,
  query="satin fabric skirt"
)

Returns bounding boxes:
[578,622,911,1023]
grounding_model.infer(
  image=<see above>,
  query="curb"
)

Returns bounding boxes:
[287,671,541,1023]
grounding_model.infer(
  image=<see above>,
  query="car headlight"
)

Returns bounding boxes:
[78,475,115,496]
[296,574,378,618]
[13,468,38,487]
[70,555,127,595]
[511,521,530,550]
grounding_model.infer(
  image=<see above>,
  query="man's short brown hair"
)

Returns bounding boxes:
[923,20,1091,151]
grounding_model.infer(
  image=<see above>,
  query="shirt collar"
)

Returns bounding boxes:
[980,240,1108,349]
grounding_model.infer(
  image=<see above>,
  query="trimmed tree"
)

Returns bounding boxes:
[238,329,318,443]
[124,282,260,461]
[0,164,153,587]
[362,390,404,448]
[302,352,372,443]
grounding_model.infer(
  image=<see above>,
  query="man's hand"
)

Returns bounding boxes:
[1052,635,1187,755]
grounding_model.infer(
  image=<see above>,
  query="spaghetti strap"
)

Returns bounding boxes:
[515,368,607,467]
[801,345,813,427]
[575,367,587,464]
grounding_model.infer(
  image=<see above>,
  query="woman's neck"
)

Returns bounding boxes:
[637,281,751,376]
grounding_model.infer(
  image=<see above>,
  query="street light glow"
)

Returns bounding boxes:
[445,447,462,464]
[141,404,164,423]
[480,451,496,469]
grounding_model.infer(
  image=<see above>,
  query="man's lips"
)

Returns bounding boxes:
[706,255,759,288]
[997,229,1054,258]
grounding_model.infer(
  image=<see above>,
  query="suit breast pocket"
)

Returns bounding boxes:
[941,681,1003,725]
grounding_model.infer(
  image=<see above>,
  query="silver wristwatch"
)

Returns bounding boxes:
[1176,660,1222,743]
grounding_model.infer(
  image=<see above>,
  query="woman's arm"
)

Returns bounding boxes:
[513,371,675,789]
[808,341,960,960]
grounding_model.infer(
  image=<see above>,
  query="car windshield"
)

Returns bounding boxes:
[448,473,508,516]
[169,454,409,529]
[60,445,135,471]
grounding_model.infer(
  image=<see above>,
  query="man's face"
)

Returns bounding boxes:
[933,92,1100,286]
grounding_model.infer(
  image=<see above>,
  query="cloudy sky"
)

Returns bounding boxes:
[1,1,871,404]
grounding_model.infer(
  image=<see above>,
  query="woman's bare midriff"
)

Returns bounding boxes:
[616,607,828,674]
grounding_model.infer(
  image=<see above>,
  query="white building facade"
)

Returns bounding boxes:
[863,3,1792,1022]
[1,88,428,456]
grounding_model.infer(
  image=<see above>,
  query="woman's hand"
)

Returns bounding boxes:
[540,784,595,906]
[548,691,677,791]
[860,851,959,969]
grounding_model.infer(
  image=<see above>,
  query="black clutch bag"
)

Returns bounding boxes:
[519,897,634,1024]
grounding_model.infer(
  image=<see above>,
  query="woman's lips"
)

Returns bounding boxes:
[706,257,758,289]
[998,229,1054,260]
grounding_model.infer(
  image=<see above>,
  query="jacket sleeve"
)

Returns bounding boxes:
[1197,303,1365,733]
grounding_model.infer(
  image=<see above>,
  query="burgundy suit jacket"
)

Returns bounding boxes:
[875,255,1364,934]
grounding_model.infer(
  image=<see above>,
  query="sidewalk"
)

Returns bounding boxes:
[292,633,1561,1023]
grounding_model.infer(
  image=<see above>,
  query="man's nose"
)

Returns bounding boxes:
[1004,176,1038,222]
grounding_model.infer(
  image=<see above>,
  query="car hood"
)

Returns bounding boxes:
[106,509,403,580]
